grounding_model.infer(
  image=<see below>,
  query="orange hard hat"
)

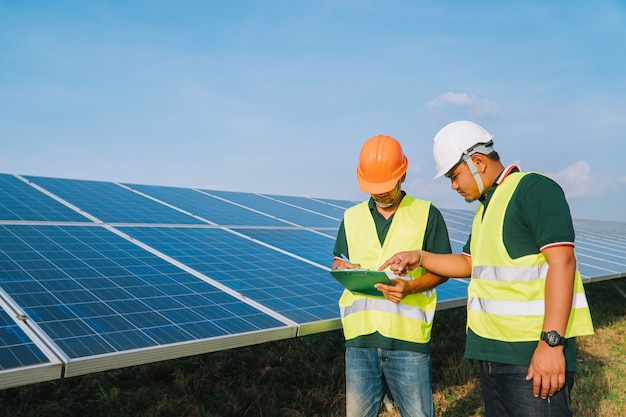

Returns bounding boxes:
[356,134,408,194]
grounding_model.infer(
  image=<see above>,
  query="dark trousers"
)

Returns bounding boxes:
[479,361,575,417]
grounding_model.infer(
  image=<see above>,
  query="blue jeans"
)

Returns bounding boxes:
[479,361,575,417]
[345,347,435,417]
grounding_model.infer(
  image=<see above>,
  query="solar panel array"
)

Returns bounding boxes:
[0,173,624,390]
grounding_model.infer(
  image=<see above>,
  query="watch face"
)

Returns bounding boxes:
[544,330,563,346]
[547,332,559,345]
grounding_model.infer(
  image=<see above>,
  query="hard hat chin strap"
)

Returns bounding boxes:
[464,155,485,196]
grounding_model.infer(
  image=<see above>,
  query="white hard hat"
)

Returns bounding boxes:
[432,120,495,179]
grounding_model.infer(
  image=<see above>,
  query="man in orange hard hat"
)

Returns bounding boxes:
[332,134,452,417]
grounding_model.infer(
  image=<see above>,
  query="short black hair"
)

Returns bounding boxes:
[486,150,500,162]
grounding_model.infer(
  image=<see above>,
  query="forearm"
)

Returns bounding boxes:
[380,250,472,278]
[421,251,472,278]
[407,272,448,294]
[542,254,576,335]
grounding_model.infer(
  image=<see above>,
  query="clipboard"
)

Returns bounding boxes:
[330,269,395,296]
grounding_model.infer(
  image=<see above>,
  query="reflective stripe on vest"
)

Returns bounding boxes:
[469,171,593,342]
[341,293,436,324]
[340,196,436,344]
[473,264,549,282]
[468,292,590,316]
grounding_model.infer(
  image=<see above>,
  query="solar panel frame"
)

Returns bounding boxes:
[0,291,63,389]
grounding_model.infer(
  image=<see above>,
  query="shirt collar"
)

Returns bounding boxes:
[479,165,520,205]
[496,165,520,185]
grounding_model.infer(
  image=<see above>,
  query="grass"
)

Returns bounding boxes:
[0,277,624,417]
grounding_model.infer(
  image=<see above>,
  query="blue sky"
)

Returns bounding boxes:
[1,0,625,222]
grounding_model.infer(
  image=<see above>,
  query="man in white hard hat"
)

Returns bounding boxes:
[380,121,594,417]
[332,134,452,417]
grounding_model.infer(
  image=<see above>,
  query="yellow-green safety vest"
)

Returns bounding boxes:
[468,171,594,342]
[340,196,436,344]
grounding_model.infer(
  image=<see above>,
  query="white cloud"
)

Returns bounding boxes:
[407,164,421,175]
[425,92,498,118]
[546,161,626,198]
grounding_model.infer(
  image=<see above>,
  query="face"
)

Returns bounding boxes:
[445,161,480,202]
[371,181,402,208]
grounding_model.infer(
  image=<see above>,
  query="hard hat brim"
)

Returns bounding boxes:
[433,166,453,179]
[358,176,402,195]
[433,142,494,180]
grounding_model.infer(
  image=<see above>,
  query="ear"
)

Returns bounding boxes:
[400,173,406,183]
[471,154,488,173]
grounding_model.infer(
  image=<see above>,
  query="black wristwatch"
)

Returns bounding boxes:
[541,330,565,347]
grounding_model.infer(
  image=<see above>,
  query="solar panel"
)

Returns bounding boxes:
[233,228,336,267]
[433,279,471,309]
[0,224,294,378]
[261,194,346,220]
[123,183,289,227]
[0,172,624,391]
[205,190,340,228]
[0,174,89,222]
[315,197,360,209]
[117,226,343,329]
[573,219,626,283]
[23,176,204,225]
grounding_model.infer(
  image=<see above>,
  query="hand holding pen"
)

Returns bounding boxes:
[332,254,361,271]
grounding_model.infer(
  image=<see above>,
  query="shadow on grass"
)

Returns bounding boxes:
[571,349,608,417]
[570,277,626,417]
[439,381,483,417]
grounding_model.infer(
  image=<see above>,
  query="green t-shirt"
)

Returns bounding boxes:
[333,193,452,353]
[463,167,578,370]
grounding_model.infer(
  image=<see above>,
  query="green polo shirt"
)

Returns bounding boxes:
[333,192,452,353]
[463,167,578,370]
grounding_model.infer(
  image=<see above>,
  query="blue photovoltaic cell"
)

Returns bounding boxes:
[439,208,474,231]
[573,220,626,281]
[204,190,340,228]
[23,176,204,225]
[434,279,470,307]
[448,240,466,255]
[0,174,89,222]
[262,194,347,221]
[124,183,288,227]
[0,224,287,360]
[118,226,344,324]
[576,246,626,270]
[440,209,472,255]
[0,306,51,371]
[316,198,359,209]
[576,262,620,280]
[235,228,336,267]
